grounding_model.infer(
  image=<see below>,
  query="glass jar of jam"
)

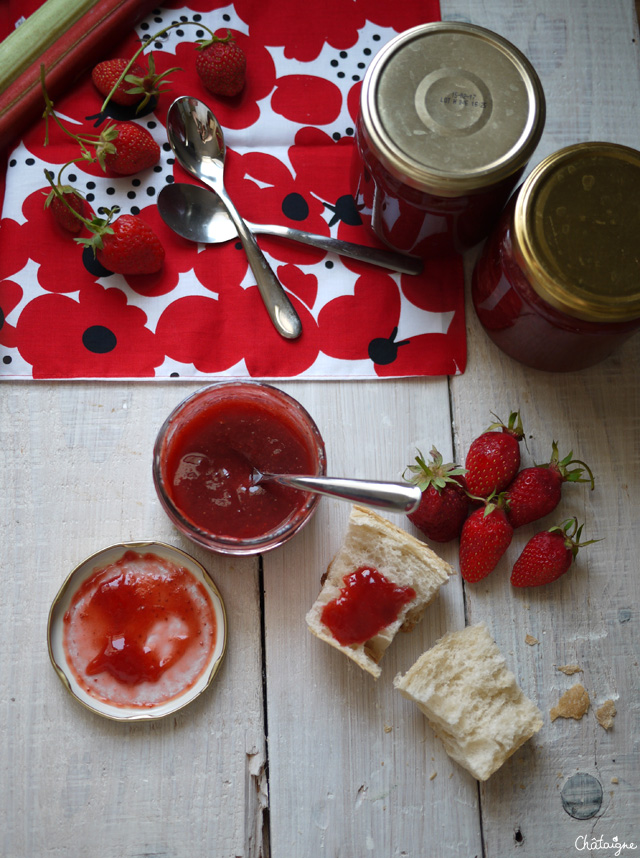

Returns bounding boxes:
[352,22,545,256]
[472,142,640,372]
[153,382,327,555]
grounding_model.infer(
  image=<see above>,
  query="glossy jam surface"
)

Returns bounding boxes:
[163,396,317,540]
[353,128,523,256]
[472,203,640,371]
[320,566,416,646]
[63,551,216,708]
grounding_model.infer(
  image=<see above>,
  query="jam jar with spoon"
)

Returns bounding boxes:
[472,141,640,372]
[352,22,546,256]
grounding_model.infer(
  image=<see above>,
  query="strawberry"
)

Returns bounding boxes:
[510,518,599,587]
[196,30,246,97]
[77,206,164,275]
[464,411,524,498]
[41,68,159,175]
[44,183,85,233]
[459,498,513,582]
[95,214,164,275]
[44,172,164,274]
[505,442,595,528]
[91,53,178,112]
[96,122,160,175]
[92,59,148,106]
[404,447,468,542]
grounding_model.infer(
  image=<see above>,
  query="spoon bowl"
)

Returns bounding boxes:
[166,96,302,339]
[158,183,423,275]
[252,470,421,514]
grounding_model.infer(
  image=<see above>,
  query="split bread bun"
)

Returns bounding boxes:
[394,623,543,781]
[305,505,455,679]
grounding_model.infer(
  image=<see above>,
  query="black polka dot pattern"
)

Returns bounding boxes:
[327,28,389,140]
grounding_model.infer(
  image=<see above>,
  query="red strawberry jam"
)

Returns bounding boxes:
[63,551,216,708]
[321,567,416,645]
[154,383,326,554]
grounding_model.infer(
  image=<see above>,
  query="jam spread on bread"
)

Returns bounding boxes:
[321,567,416,646]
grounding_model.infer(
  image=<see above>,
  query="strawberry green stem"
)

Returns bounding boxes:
[544,441,596,489]
[52,157,91,189]
[41,64,106,156]
[98,20,217,113]
[548,517,602,557]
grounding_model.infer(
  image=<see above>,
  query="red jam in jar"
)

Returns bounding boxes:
[472,142,640,371]
[153,382,326,554]
[353,22,545,256]
[320,566,416,646]
[63,550,217,708]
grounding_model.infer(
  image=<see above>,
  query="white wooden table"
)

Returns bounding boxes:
[2,2,639,856]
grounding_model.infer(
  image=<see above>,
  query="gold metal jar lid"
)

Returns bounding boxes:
[359,22,545,197]
[513,142,640,323]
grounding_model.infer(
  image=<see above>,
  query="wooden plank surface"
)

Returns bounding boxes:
[447,3,640,853]
[263,381,479,858]
[1,384,267,858]
[1,2,639,857]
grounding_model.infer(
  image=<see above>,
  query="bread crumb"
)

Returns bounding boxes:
[430,771,437,780]
[611,777,619,784]
[550,683,590,721]
[525,634,539,646]
[383,723,392,733]
[595,699,617,730]
[557,664,583,675]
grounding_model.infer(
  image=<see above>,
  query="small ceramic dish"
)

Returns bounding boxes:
[48,541,227,722]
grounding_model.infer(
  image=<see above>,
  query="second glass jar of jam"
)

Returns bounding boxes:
[352,22,545,256]
[472,142,640,372]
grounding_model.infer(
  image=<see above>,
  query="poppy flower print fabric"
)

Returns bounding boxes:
[0,0,467,380]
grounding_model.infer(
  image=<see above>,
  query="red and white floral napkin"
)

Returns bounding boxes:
[0,0,466,379]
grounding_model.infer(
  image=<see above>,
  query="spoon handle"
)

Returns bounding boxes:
[217,188,303,340]
[257,223,423,275]
[262,473,422,514]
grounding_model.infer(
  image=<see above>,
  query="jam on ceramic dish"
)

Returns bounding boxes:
[63,550,216,708]
[154,382,326,554]
[472,142,640,371]
[353,22,545,256]
[320,566,416,646]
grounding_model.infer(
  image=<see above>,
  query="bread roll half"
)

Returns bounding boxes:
[394,623,543,780]
[306,505,455,678]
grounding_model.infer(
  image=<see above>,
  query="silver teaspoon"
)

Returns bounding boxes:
[166,96,302,340]
[253,470,421,514]
[158,183,423,276]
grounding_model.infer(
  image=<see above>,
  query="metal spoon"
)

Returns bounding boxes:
[166,96,302,340]
[158,183,424,276]
[253,470,422,514]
